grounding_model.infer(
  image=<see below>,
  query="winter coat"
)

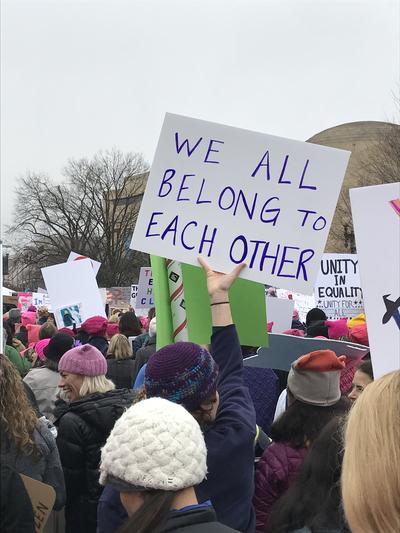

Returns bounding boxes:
[106,357,136,389]
[132,335,157,380]
[0,417,66,511]
[160,505,239,532]
[253,442,307,532]
[24,366,61,422]
[4,344,31,376]
[88,335,109,357]
[55,388,135,533]
[0,464,35,533]
[98,325,257,533]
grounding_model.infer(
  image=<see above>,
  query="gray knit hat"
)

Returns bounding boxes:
[99,397,207,491]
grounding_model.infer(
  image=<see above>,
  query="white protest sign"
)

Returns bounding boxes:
[350,183,400,378]
[31,292,52,311]
[131,284,138,308]
[68,251,101,277]
[42,259,106,329]
[136,267,154,309]
[130,113,350,293]
[276,288,315,323]
[315,253,364,320]
[266,297,295,333]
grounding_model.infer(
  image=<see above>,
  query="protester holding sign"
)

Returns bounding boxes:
[98,258,257,533]
[0,355,66,511]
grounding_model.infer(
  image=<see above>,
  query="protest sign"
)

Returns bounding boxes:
[42,259,106,329]
[68,251,101,276]
[350,183,400,378]
[131,113,350,293]
[244,334,369,372]
[136,267,154,309]
[276,288,315,323]
[130,284,138,308]
[107,287,132,308]
[31,292,52,311]
[20,474,55,533]
[315,253,364,319]
[266,297,295,333]
[17,292,33,311]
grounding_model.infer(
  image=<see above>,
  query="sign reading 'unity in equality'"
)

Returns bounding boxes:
[131,114,350,294]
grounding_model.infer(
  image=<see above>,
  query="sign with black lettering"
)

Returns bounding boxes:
[20,474,55,533]
[130,113,350,293]
[136,267,154,309]
[315,253,364,319]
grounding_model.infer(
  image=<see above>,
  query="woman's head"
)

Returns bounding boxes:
[144,341,219,423]
[119,311,142,337]
[38,321,57,340]
[43,333,74,371]
[342,371,400,533]
[268,416,346,532]
[100,397,207,529]
[0,354,38,455]
[58,344,114,401]
[108,334,133,360]
[348,359,374,402]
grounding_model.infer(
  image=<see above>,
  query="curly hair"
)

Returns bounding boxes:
[0,354,38,456]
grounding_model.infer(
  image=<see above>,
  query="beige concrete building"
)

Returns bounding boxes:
[307,120,395,252]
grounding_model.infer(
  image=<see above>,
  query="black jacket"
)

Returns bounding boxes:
[106,357,136,389]
[132,336,157,382]
[88,335,109,357]
[55,388,135,533]
[0,464,35,533]
[162,506,239,532]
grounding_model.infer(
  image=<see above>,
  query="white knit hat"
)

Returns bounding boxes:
[99,397,207,491]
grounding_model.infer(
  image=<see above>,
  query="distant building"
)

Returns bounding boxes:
[307,120,394,252]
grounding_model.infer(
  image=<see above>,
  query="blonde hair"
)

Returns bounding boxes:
[108,334,133,360]
[79,375,115,397]
[342,370,400,533]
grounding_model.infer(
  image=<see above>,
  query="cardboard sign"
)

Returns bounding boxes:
[266,297,295,333]
[17,292,33,311]
[276,288,315,323]
[136,267,154,309]
[315,253,364,319]
[130,113,350,294]
[42,259,106,329]
[350,183,400,378]
[20,474,55,533]
[244,334,369,372]
[67,251,101,276]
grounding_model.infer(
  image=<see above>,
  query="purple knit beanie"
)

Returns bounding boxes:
[58,344,107,376]
[145,342,219,411]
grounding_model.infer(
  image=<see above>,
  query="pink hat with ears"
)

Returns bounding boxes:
[326,319,349,340]
[35,338,51,360]
[27,324,41,345]
[21,311,37,327]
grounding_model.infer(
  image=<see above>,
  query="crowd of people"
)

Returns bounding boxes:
[1,258,399,533]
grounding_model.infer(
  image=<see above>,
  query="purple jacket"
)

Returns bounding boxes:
[97,325,257,533]
[253,442,307,533]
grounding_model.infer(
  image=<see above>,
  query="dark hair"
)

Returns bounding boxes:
[270,396,350,448]
[38,322,57,340]
[357,359,374,380]
[306,320,328,338]
[305,308,327,327]
[119,312,142,337]
[3,321,13,346]
[148,308,156,322]
[118,491,175,533]
[267,416,349,532]
[44,358,59,371]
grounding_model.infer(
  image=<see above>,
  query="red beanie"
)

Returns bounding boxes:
[296,349,347,371]
[80,316,108,336]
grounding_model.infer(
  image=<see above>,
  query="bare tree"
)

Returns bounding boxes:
[9,149,150,288]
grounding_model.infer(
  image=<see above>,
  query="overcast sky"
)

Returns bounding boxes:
[1,0,399,234]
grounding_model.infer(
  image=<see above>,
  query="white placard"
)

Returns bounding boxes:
[315,253,364,320]
[350,183,400,378]
[266,297,295,333]
[130,113,350,294]
[130,284,138,308]
[42,259,106,329]
[31,292,52,311]
[276,289,315,323]
[67,251,101,277]
[136,267,154,309]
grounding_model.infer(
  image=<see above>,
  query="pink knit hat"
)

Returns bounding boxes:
[35,338,51,360]
[326,319,349,340]
[80,316,108,336]
[21,311,37,327]
[59,344,107,376]
[349,324,369,346]
[283,328,305,337]
[27,324,41,345]
[106,322,119,338]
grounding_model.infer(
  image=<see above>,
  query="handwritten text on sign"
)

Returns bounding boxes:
[130,114,350,293]
[136,267,154,309]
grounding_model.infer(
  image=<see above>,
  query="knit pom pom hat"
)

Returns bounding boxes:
[287,349,347,406]
[80,316,108,336]
[21,311,37,327]
[145,342,219,411]
[58,344,107,376]
[99,397,207,491]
